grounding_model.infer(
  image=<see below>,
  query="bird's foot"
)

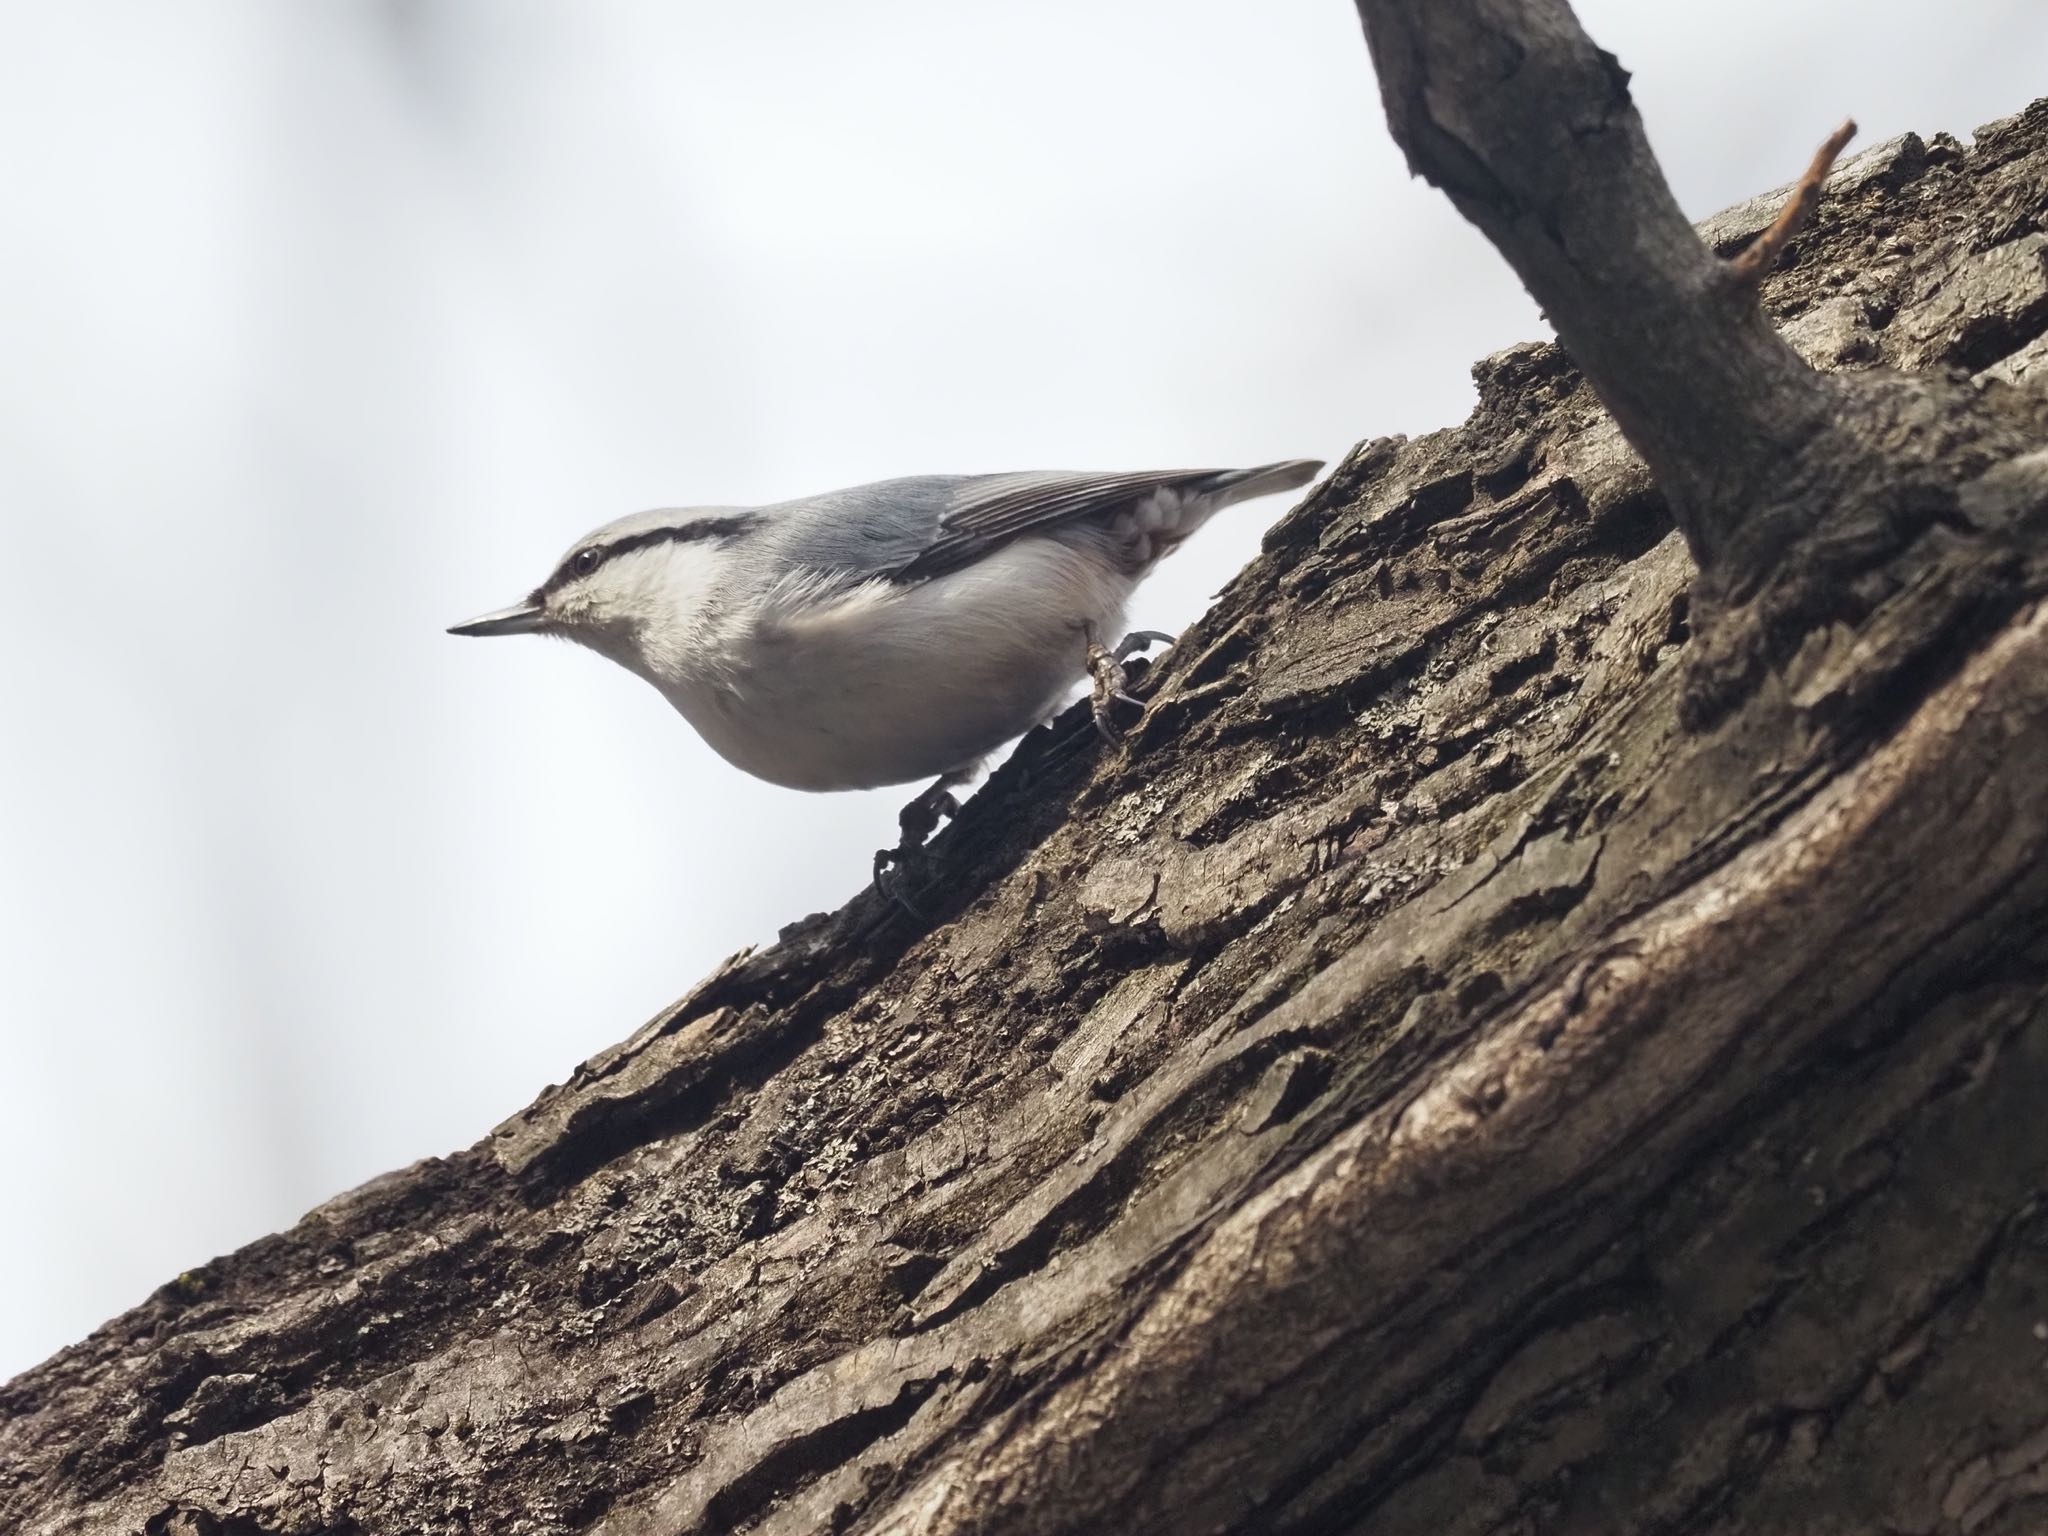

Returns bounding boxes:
[1086,629,1175,741]
[872,777,963,919]
[897,779,962,848]
[871,846,929,921]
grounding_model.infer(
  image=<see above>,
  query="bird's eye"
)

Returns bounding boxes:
[572,548,602,578]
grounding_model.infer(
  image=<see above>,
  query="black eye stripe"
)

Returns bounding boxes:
[542,515,757,595]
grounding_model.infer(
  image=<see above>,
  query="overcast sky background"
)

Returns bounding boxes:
[0,1,2040,1381]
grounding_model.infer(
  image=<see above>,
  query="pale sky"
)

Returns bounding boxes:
[1,0,2040,1380]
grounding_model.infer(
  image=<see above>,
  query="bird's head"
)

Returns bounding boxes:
[448,508,757,685]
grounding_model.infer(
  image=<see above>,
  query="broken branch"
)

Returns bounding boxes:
[1726,119,1859,284]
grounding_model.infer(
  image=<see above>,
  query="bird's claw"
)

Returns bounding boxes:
[872,846,929,920]
[1114,629,1176,663]
[872,778,962,920]
[897,784,960,848]
[1086,629,1175,740]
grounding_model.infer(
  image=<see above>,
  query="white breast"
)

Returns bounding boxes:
[662,539,1138,791]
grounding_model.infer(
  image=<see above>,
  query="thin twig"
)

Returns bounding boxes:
[1726,119,1858,283]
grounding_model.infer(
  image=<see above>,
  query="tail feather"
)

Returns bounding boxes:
[1200,458,1324,506]
[1127,458,1324,567]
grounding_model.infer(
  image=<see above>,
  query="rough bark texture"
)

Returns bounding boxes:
[1355,0,2048,730]
[7,66,2048,1536]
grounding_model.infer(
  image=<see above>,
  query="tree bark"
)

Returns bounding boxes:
[7,22,2048,1536]
[1355,0,2047,735]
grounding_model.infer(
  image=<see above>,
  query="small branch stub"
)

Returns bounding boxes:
[1350,0,1861,579]
[1726,120,1858,284]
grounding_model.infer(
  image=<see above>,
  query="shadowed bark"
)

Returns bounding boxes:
[6,12,2048,1535]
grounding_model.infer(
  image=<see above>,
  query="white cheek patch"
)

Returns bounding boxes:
[577,545,731,684]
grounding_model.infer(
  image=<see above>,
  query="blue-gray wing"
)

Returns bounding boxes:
[759,463,1321,586]
[898,469,1242,580]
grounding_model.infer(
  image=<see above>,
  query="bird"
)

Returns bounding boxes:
[449,461,1322,874]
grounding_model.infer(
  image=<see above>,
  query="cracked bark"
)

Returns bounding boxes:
[7,18,2048,1536]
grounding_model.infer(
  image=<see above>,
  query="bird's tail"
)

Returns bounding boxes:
[1199,458,1324,507]
[1129,458,1324,568]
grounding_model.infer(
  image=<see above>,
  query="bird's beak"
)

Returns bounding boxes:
[447,599,547,638]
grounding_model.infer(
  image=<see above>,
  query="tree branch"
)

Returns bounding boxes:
[1725,118,1857,284]
[1353,1,2047,728]
[1352,0,1842,572]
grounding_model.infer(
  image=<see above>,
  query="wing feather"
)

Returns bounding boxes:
[893,468,1224,581]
